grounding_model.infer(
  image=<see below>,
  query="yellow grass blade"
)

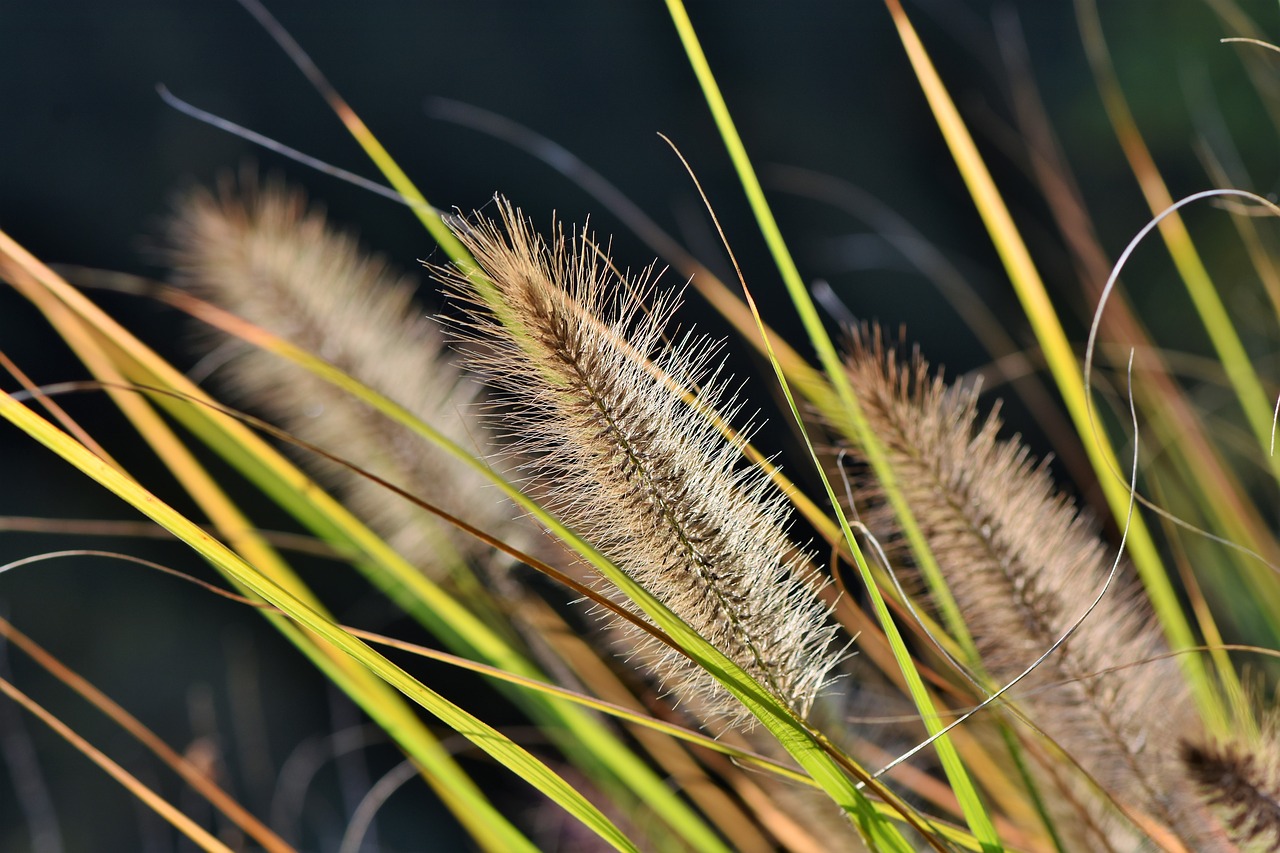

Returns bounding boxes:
[883,0,1221,725]
[0,391,640,853]
[664,2,1002,847]
[0,228,538,852]
[0,614,292,853]
[0,676,233,853]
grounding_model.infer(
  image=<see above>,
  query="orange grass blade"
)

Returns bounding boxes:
[0,615,292,853]
[0,392,638,853]
[883,0,1219,724]
[0,676,233,853]
[0,229,541,853]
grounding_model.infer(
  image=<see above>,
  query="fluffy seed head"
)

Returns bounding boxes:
[166,175,514,573]
[1182,713,1280,851]
[840,327,1210,844]
[434,198,842,727]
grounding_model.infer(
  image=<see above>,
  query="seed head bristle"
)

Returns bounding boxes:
[434,198,843,727]
[841,326,1211,845]
[1182,716,1280,851]
[165,174,515,572]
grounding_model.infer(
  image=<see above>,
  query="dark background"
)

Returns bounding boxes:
[1,2,1276,850]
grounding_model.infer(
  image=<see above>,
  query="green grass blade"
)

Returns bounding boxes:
[882,0,1222,726]
[0,391,640,853]
[663,2,1001,848]
[0,227,728,851]
[160,299,731,853]
[1078,0,1280,481]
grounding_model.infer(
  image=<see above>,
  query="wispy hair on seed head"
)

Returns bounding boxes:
[433,197,844,727]
[165,172,517,575]
[1181,690,1280,851]
[840,326,1215,846]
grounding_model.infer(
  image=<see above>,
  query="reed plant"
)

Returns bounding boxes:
[3,1,1280,850]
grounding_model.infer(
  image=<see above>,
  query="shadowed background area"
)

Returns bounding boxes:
[1,1,1276,850]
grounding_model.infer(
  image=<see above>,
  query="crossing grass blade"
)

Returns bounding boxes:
[881,0,1225,729]
[663,1,1003,848]
[0,386,642,853]
[0,223,728,851]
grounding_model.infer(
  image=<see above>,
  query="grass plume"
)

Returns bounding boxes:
[1182,707,1280,851]
[165,174,516,576]
[8,3,1280,848]
[433,198,843,728]
[839,327,1214,846]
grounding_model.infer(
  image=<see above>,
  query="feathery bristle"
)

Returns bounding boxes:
[433,199,842,727]
[1182,724,1280,851]
[165,175,514,573]
[840,326,1209,844]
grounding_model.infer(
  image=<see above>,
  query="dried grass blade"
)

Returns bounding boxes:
[881,0,1218,725]
[0,391,638,853]
[663,2,999,847]
[0,615,292,853]
[0,675,233,853]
